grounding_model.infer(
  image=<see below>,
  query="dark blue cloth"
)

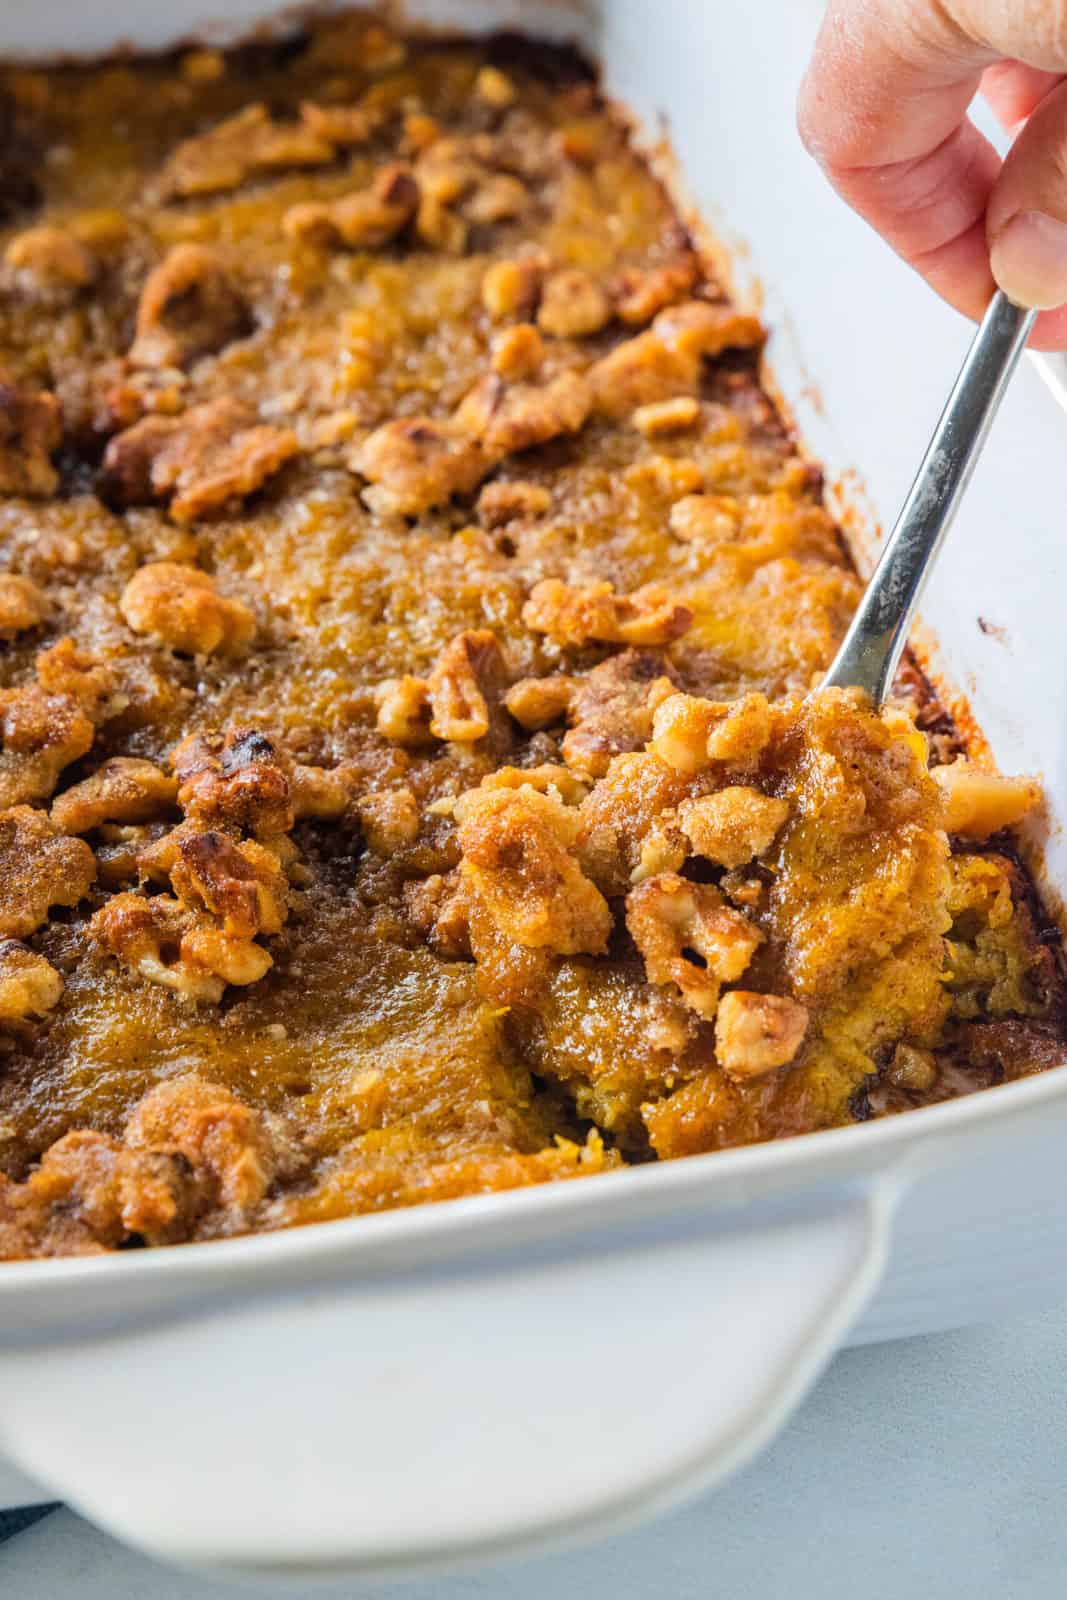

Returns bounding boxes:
[0,1504,58,1542]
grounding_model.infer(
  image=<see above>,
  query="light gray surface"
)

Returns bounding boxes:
[6,1303,1067,1599]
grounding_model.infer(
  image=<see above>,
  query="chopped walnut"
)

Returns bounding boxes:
[631,818,688,884]
[284,162,419,248]
[481,255,545,320]
[299,99,381,147]
[612,257,700,325]
[562,650,679,779]
[0,940,64,1025]
[289,763,352,819]
[477,478,551,527]
[353,416,488,517]
[0,679,94,808]
[0,573,48,638]
[4,224,96,298]
[0,372,62,497]
[522,578,693,648]
[171,830,289,938]
[51,757,177,835]
[632,396,700,436]
[0,804,96,938]
[651,692,774,776]
[120,561,256,656]
[933,761,1041,840]
[714,990,809,1080]
[90,888,268,1003]
[414,193,468,254]
[172,728,295,839]
[669,493,742,543]
[625,456,705,500]
[458,785,612,955]
[654,300,763,360]
[505,673,577,730]
[159,103,334,198]
[463,173,527,225]
[374,675,434,745]
[427,629,508,743]
[459,762,589,809]
[589,300,761,422]
[626,873,763,1018]
[129,244,250,370]
[678,787,790,869]
[475,65,517,108]
[103,397,299,523]
[358,786,420,854]
[536,269,613,338]
[491,322,544,380]
[35,638,124,722]
[454,370,591,458]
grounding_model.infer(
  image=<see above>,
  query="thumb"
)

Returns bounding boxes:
[988,78,1067,308]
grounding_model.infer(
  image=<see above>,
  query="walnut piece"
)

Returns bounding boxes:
[481,255,545,320]
[52,757,177,835]
[103,397,298,523]
[455,370,591,459]
[171,830,289,939]
[120,561,256,656]
[374,675,434,745]
[172,728,295,838]
[669,493,742,543]
[933,761,1041,840]
[353,417,488,518]
[4,224,96,298]
[612,258,700,325]
[714,990,809,1080]
[0,940,64,1024]
[160,103,334,198]
[358,787,420,854]
[589,300,761,421]
[125,1073,287,1216]
[678,787,790,869]
[476,478,551,527]
[626,873,763,1018]
[475,65,517,107]
[0,573,48,638]
[427,629,508,743]
[458,785,612,956]
[0,679,94,808]
[90,892,226,1003]
[129,244,250,370]
[651,692,774,776]
[0,805,96,938]
[561,650,679,779]
[536,269,613,338]
[0,372,62,497]
[632,396,700,436]
[505,673,577,731]
[522,578,693,648]
[284,162,419,248]
[491,322,544,380]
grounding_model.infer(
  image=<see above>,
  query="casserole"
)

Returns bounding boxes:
[2,0,1067,1579]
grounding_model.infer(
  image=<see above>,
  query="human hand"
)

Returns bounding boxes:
[798,0,1067,348]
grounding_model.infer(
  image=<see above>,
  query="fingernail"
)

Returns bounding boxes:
[990,209,1067,309]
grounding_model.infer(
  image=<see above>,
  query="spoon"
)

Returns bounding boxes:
[822,290,1037,707]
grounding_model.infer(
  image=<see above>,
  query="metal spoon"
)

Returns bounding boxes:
[822,290,1037,706]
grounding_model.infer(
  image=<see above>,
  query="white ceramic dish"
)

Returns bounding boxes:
[2,0,1067,1581]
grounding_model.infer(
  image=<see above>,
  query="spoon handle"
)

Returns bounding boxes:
[823,290,1037,707]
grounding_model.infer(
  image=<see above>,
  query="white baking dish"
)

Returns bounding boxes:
[3,0,1067,1579]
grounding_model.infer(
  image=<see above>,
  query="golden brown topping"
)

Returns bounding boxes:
[589,301,761,422]
[475,65,517,108]
[298,99,380,147]
[402,869,472,958]
[631,396,701,436]
[0,680,94,809]
[373,674,434,745]
[353,416,488,517]
[458,785,612,955]
[120,561,256,656]
[612,257,700,325]
[0,805,96,938]
[491,322,545,380]
[714,990,809,1080]
[0,573,48,638]
[427,628,508,743]
[462,763,590,808]
[103,397,299,523]
[678,787,790,869]
[933,760,1041,840]
[358,787,420,855]
[52,757,177,835]
[477,478,551,527]
[0,940,64,1026]
[504,672,577,730]
[562,650,679,779]
[626,873,763,1018]
[481,255,545,320]
[4,224,96,297]
[159,103,334,198]
[284,162,419,249]
[522,578,693,648]
[129,244,250,370]
[650,692,774,776]
[536,269,613,338]
[172,728,295,838]
[35,637,124,723]
[575,749,694,897]
[455,370,592,458]
[289,763,352,819]
[171,831,289,938]
[0,372,61,497]
[668,493,742,543]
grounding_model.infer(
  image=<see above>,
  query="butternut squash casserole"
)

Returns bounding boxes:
[0,16,1064,1258]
